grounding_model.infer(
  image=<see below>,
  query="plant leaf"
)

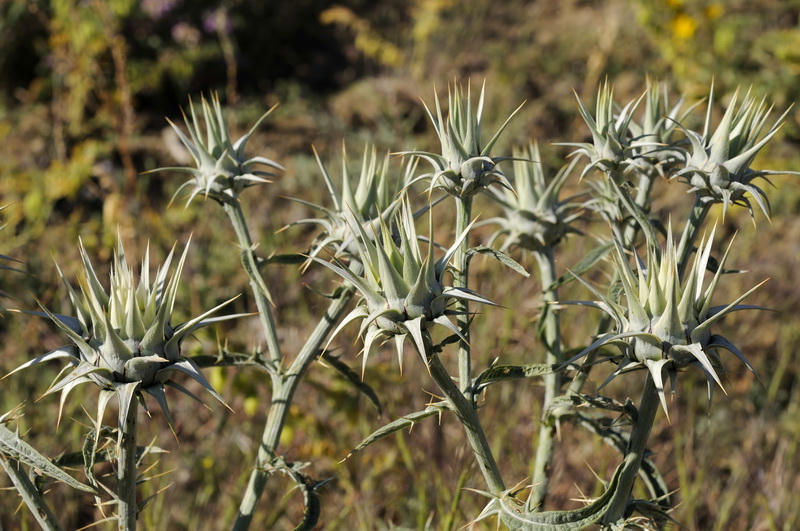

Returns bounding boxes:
[343,401,450,459]
[323,355,383,416]
[0,425,96,493]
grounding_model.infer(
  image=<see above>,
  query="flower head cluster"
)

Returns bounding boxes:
[154,93,284,205]
[312,200,497,375]
[286,144,407,264]
[6,240,245,432]
[674,87,794,219]
[402,81,523,198]
[561,228,764,418]
[484,142,585,253]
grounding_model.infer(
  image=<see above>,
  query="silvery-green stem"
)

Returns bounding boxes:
[222,198,283,366]
[117,402,138,530]
[233,274,358,530]
[528,247,562,510]
[677,199,710,280]
[454,196,473,395]
[427,351,505,495]
[0,457,63,531]
[621,172,655,248]
[603,375,660,524]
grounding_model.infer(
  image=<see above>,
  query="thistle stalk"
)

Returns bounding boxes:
[528,246,562,510]
[602,375,660,524]
[222,199,283,365]
[676,198,711,279]
[117,402,138,530]
[428,351,505,495]
[454,196,473,394]
[233,272,359,530]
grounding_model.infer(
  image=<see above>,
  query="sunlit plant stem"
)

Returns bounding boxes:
[454,196,473,394]
[117,403,138,530]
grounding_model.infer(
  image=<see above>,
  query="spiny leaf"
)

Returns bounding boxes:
[474,363,555,391]
[549,241,613,290]
[323,355,383,416]
[343,401,450,459]
[0,425,97,494]
[467,246,530,277]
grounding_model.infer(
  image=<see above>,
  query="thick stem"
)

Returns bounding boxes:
[454,196,473,394]
[676,198,710,280]
[427,353,505,495]
[528,247,562,510]
[222,199,283,366]
[117,402,138,530]
[233,278,358,530]
[603,375,660,524]
[1,457,63,531]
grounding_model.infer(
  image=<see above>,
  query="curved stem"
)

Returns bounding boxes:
[603,375,660,524]
[454,196,473,395]
[427,352,505,495]
[222,199,283,366]
[528,247,562,510]
[676,198,710,280]
[233,276,358,530]
[117,401,138,530]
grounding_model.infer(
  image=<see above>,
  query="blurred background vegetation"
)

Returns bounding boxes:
[2,0,800,528]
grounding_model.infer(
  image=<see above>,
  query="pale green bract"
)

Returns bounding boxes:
[152,93,284,205]
[311,199,497,375]
[560,226,765,419]
[400,81,524,198]
[483,142,585,252]
[5,239,248,433]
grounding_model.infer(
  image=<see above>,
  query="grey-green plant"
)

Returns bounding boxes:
[1,78,793,531]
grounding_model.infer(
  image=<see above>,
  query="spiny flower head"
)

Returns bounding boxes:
[5,239,247,433]
[154,93,284,205]
[674,86,795,220]
[484,142,585,253]
[561,227,765,418]
[562,80,647,181]
[401,81,524,198]
[285,144,408,264]
[312,199,497,375]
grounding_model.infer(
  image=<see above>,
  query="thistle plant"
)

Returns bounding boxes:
[5,239,243,528]
[561,227,763,418]
[402,81,524,198]
[404,81,523,399]
[314,197,508,494]
[314,198,495,373]
[158,93,283,206]
[3,77,794,530]
[672,87,796,275]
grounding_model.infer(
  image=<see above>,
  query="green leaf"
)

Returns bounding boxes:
[344,401,450,459]
[323,355,383,416]
[549,241,612,290]
[474,363,555,391]
[0,425,96,493]
[466,246,530,277]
